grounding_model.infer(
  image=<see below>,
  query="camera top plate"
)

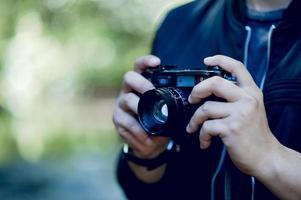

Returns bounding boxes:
[142,65,236,88]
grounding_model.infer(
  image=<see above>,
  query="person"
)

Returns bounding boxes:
[112,0,301,199]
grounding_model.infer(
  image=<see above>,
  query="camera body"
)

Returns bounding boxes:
[137,65,236,142]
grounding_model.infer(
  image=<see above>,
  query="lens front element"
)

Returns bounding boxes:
[138,88,186,137]
[153,100,168,123]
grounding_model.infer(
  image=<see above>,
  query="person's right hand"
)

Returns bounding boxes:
[112,55,169,159]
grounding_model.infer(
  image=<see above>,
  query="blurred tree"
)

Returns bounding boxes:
[0,0,188,160]
[0,1,190,198]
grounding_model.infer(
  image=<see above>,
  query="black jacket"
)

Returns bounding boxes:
[117,0,301,199]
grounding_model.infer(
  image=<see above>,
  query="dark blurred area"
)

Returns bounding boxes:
[0,0,188,199]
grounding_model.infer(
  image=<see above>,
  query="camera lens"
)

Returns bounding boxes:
[153,100,168,123]
[138,87,190,137]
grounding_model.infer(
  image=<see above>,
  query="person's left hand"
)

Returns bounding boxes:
[186,55,280,176]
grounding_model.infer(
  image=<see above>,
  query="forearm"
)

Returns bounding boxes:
[255,142,301,199]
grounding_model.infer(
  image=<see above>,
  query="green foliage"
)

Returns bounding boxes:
[0,0,188,161]
[0,106,18,163]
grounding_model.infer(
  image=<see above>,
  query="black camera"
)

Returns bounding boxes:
[137,65,236,142]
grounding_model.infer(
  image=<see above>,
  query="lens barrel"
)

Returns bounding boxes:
[138,87,192,139]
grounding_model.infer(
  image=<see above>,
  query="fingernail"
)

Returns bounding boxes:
[149,57,160,66]
[147,85,155,91]
[146,82,155,91]
[204,57,212,64]
[188,95,192,103]
[186,124,191,133]
[200,143,207,149]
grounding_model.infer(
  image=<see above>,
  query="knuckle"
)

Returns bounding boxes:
[210,76,223,89]
[118,128,127,137]
[117,113,133,130]
[245,96,259,110]
[116,126,128,137]
[255,89,264,100]
[143,81,154,91]
[238,109,250,120]
[123,71,135,83]
[131,124,143,135]
[120,93,139,113]
[237,61,245,69]
[123,93,133,106]
[228,121,242,134]
[224,125,231,135]
[236,95,259,117]
[214,55,223,61]
[202,121,210,133]
[211,75,222,82]
[203,100,214,109]
[126,118,136,130]
[200,101,211,115]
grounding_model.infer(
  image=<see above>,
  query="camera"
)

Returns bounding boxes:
[137,65,236,142]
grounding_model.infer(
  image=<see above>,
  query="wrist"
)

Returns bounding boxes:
[253,135,284,182]
[122,141,174,170]
[132,145,168,159]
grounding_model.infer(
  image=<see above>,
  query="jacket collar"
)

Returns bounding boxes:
[221,0,300,63]
[281,0,301,22]
[227,0,301,30]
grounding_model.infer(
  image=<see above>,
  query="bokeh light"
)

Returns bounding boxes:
[0,0,189,199]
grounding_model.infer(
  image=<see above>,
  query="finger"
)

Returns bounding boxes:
[113,107,148,144]
[119,92,139,114]
[186,101,231,133]
[134,55,161,73]
[189,76,243,104]
[123,71,155,93]
[204,55,256,88]
[117,127,145,152]
[199,119,227,149]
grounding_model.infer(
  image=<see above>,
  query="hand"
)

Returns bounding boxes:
[112,55,169,159]
[186,55,280,175]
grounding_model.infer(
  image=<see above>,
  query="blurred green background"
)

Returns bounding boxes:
[0,0,188,199]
